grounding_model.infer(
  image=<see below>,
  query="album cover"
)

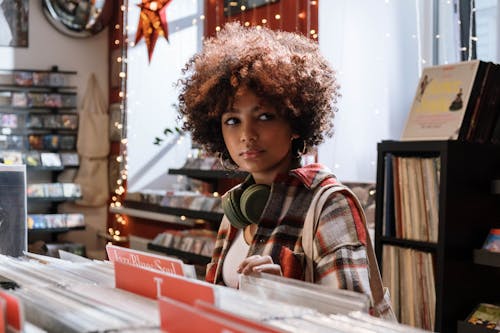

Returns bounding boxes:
[0,91,12,106]
[29,92,45,107]
[58,135,76,150]
[45,183,64,198]
[467,303,500,330]
[0,165,27,257]
[43,94,62,108]
[43,134,59,150]
[62,183,81,198]
[40,152,62,167]
[2,151,23,165]
[27,114,43,128]
[25,151,41,166]
[7,135,25,150]
[46,242,86,258]
[179,236,194,252]
[161,232,174,247]
[11,92,28,107]
[44,214,65,228]
[14,71,33,86]
[26,183,46,197]
[61,94,76,108]
[27,214,46,229]
[28,134,44,149]
[49,73,71,87]
[1,113,18,128]
[191,238,206,254]
[60,152,79,166]
[65,213,85,228]
[200,241,215,257]
[32,72,50,86]
[60,114,78,129]
[43,114,60,129]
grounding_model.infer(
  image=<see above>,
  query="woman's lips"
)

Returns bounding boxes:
[240,149,264,159]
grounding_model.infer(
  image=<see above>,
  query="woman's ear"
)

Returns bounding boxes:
[291,134,300,140]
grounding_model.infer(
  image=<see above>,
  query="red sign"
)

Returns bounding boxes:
[0,290,23,332]
[114,261,215,305]
[159,296,268,333]
[106,244,184,276]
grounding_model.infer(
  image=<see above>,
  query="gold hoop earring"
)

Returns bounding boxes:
[301,141,308,156]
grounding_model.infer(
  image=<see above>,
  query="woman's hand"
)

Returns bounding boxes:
[237,255,282,276]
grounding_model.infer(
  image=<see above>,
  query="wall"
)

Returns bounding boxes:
[0,0,110,259]
[0,0,109,105]
[317,1,422,183]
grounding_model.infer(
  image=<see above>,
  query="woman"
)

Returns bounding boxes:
[178,22,374,303]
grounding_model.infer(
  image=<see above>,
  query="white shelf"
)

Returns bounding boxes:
[109,205,196,227]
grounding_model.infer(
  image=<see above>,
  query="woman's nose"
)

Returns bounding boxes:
[240,122,257,142]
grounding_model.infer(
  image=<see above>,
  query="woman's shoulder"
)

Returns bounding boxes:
[289,163,338,190]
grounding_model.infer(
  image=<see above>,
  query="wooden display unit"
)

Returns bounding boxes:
[374,140,500,333]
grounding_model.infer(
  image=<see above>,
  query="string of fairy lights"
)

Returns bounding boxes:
[107,3,129,242]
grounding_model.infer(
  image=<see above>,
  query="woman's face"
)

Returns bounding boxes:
[221,87,298,184]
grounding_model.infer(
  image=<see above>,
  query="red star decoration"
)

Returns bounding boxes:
[135,0,172,62]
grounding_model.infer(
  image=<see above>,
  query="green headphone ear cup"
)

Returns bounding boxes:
[240,184,271,224]
[222,188,252,229]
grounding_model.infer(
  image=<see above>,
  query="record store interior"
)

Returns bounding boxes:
[0,1,499,332]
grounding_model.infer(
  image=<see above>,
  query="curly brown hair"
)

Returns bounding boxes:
[177,22,340,163]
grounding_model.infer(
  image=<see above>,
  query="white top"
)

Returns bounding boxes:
[222,229,250,288]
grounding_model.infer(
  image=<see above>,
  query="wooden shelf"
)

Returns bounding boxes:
[379,236,438,253]
[374,140,500,333]
[0,84,77,90]
[0,68,77,74]
[110,205,195,227]
[473,249,500,268]
[28,196,81,202]
[28,226,85,234]
[457,320,499,333]
[147,243,211,266]
[27,165,65,171]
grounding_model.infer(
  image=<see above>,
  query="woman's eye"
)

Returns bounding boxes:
[223,117,239,125]
[259,113,275,121]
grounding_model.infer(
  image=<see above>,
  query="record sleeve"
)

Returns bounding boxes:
[65,213,84,228]
[44,214,65,228]
[7,135,25,150]
[60,114,78,130]
[0,164,27,257]
[25,151,41,166]
[26,114,43,128]
[40,153,62,167]
[45,183,64,197]
[26,184,46,198]
[1,113,18,128]
[2,151,23,165]
[60,152,79,166]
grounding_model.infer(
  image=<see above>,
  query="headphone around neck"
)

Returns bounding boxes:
[221,184,271,229]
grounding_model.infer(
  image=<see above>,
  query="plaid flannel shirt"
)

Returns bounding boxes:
[206,163,372,298]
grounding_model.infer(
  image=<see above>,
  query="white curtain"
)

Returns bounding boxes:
[317,0,461,183]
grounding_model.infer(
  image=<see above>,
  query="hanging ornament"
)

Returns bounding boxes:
[135,0,172,62]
